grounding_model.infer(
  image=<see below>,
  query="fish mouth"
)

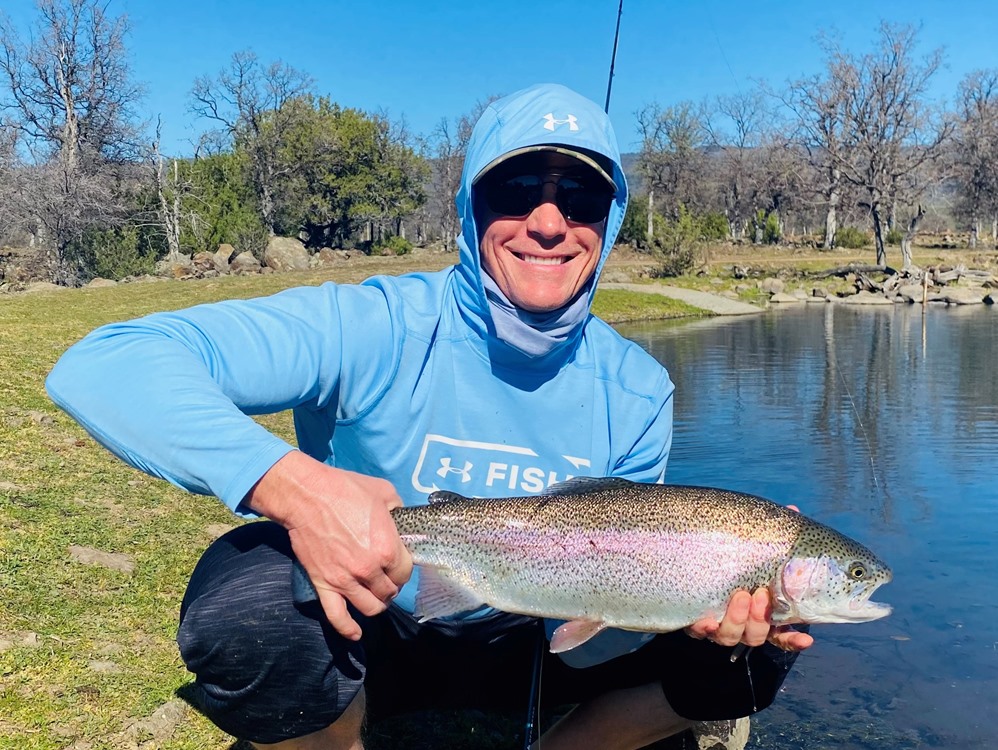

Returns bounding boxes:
[846,598,893,621]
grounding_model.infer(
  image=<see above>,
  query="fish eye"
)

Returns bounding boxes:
[848,563,868,580]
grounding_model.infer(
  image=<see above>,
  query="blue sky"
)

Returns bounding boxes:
[3,0,997,156]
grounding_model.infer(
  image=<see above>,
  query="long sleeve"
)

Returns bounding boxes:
[46,282,398,513]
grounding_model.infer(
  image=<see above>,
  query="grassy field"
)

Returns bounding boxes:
[0,253,700,750]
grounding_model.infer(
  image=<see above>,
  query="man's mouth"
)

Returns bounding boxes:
[514,253,569,265]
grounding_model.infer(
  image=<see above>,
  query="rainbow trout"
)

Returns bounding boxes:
[392,477,892,652]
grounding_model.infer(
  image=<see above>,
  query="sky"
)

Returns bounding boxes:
[3,0,998,157]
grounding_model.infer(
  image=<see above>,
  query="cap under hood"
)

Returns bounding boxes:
[454,83,629,364]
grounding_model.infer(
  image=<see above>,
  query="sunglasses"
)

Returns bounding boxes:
[480,172,614,224]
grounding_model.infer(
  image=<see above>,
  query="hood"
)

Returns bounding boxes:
[453,83,629,366]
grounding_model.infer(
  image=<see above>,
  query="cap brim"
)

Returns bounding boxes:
[473,145,617,192]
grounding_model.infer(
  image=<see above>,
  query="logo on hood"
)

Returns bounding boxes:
[542,113,579,132]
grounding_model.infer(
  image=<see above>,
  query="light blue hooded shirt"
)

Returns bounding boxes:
[47,83,675,666]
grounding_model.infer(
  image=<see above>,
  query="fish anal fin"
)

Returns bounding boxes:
[414,567,485,621]
[549,619,608,653]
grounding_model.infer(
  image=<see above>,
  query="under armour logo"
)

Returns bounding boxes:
[542,113,578,132]
[437,457,473,482]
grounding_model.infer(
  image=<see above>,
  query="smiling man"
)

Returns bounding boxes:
[47,83,810,750]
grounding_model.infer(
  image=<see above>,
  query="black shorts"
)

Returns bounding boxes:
[177,521,800,744]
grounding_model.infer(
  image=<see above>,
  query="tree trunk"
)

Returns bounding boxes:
[646,187,655,246]
[871,204,887,266]
[969,218,979,250]
[823,189,839,249]
[900,204,924,270]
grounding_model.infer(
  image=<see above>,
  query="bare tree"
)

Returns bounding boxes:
[829,24,952,267]
[0,0,142,282]
[425,97,497,250]
[191,50,314,236]
[780,59,852,248]
[704,92,771,239]
[636,101,709,242]
[953,69,998,248]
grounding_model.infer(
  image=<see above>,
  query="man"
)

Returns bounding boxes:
[47,83,811,749]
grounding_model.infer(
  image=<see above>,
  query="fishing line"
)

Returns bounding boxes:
[523,620,546,749]
[832,350,883,499]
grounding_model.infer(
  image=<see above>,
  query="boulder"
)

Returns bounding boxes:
[769,292,803,304]
[264,237,310,272]
[213,243,236,274]
[192,252,215,273]
[230,251,262,275]
[898,284,928,303]
[931,287,987,305]
[841,290,894,305]
[85,278,117,289]
[760,277,785,294]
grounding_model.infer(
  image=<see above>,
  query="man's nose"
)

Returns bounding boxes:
[526,184,567,239]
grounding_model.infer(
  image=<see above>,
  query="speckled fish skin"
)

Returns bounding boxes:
[392,477,892,640]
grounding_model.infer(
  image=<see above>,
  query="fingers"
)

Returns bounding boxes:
[768,626,815,653]
[689,589,774,648]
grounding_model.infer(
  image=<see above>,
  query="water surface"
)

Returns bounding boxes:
[617,303,998,749]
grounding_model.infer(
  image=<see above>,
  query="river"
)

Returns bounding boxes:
[617,302,998,749]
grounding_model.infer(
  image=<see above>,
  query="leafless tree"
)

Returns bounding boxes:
[0,0,142,282]
[635,101,709,242]
[425,97,497,251]
[953,69,998,248]
[829,24,952,267]
[704,92,772,239]
[191,50,314,236]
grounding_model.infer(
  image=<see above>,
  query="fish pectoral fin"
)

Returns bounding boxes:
[549,619,608,653]
[414,567,486,622]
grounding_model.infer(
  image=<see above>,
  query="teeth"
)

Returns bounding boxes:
[519,254,565,265]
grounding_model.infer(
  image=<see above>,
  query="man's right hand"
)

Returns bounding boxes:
[245,451,413,640]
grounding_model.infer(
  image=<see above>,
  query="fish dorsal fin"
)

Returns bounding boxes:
[427,490,469,504]
[541,477,637,496]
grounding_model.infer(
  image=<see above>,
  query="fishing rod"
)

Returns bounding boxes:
[523,14,626,749]
[604,0,624,113]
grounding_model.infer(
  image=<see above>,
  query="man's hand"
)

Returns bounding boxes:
[245,451,413,641]
[685,588,814,652]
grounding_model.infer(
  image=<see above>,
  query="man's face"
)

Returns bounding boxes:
[477,152,613,313]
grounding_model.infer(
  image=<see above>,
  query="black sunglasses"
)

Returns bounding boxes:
[480,172,614,224]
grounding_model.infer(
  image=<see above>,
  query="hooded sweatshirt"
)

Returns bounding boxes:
[46,83,675,659]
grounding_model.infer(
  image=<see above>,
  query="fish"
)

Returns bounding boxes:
[391,477,893,653]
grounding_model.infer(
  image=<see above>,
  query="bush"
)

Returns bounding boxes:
[373,234,413,256]
[833,226,870,249]
[651,206,702,277]
[619,195,651,249]
[66,225,161,281]
[700,212,729,241]
[885,227,905,246]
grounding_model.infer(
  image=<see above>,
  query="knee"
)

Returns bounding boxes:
[177,527,365,743]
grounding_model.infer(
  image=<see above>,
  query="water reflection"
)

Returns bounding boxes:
[617,304,998,749]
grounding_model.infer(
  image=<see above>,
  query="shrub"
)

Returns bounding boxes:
[833,226,870,249]
[373,234,413,256]
[699,212,730,241]
[651,206,702,277]
[885,227,905,246]
[619,195,651,249]
[66,225,161,281]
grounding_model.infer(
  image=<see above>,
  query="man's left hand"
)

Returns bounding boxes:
[686,588,815,653]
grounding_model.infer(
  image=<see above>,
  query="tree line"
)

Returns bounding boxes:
[1,1,996,285]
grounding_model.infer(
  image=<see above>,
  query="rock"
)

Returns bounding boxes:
[68,545,135,574]
[760,278,784,294]
[192,252,215,273]
[264,236,310,272]
[898,284,928,303]
[316,248,351,265]
[931,287,987,305]
[810,287,828,299]
[123,699,187,742]
[21,281,66,294]
[213,243,236,274]
[230,251,262,275]
[85,278,117,288]
[769,292,803,304]
[841,290,894,305]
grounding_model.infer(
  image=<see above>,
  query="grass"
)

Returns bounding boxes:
[0,251,698,749]
[3,239,992,747]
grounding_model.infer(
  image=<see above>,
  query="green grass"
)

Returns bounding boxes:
[0,257,704,749]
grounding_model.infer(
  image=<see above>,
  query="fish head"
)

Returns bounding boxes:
[772,541,893,624]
